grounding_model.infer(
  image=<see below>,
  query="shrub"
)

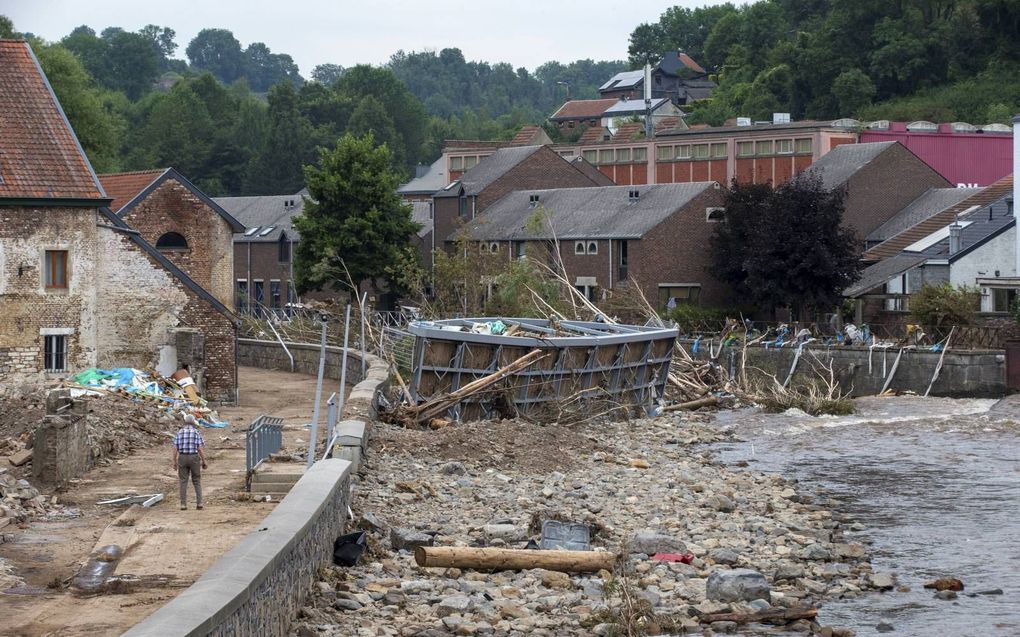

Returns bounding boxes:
[910,283,979,327]
[664,305,730,334]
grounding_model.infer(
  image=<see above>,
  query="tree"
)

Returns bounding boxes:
[347,95,404,169]
[293,133,421,294]
[911,283,979,327]
[710,175,862,319]
[0,15,15,38]
[138,24,177,59]
[244,82,312,194]
[186,28,245,84]
[311,63,345,86]
[104,31,160,99]
[832,68,877,115]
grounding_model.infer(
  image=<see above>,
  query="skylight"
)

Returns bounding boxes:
[243,226,260,236]
[905,221,973,252]
[258,226,276,237]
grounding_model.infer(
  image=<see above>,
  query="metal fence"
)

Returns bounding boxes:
[245,414,284,489]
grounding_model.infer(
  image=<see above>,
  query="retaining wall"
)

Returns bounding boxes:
[687,340,1005,397]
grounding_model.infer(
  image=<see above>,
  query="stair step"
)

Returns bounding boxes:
[253,474,302,484]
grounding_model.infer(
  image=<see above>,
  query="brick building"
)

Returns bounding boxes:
[599,52,716,104]
[99,168,245,310]
[457,182,730,308]
[433,145,613,259]
[0,39,237,401]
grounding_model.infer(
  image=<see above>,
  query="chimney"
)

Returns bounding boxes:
[1014,114,1020,275]
[415,162,428,178]
[949,218,963,254]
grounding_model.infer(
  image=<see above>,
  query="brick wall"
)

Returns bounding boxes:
[843,144,952,238]
[232,240,334,307]
[120,178,235,310]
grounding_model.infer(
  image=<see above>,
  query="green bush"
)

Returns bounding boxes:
[910,283,979,327]
[664,305,730,333]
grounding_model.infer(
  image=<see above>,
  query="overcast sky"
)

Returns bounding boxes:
[4,0,741,74]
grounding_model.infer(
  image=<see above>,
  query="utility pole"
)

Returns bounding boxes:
[556,81,571,100]
[643,63,653,139]
[307,313,328,468]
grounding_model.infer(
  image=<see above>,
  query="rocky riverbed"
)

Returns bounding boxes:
[293,415,883,636]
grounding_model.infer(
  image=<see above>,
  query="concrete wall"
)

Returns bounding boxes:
[689,340,1005,397]
[122,458,353,637]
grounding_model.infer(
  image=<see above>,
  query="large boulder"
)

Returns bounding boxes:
[706,568,771,603]
[630,530,686,555]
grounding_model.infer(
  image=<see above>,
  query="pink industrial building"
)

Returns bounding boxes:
[861,121,1012,187]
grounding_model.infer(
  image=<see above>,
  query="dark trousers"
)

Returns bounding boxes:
[178,454,202,507]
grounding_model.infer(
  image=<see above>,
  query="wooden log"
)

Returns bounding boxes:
[699,607,817,625]
[662,396,720,412]
[414,546,615,573]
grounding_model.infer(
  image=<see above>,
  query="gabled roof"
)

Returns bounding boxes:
[410,200,432,238]
[98,207,236,321]
[217,189,307,242]
[508,125,551,147]
[99,167,245,232]
[600,70,644,92]
[612,121,646,141]
[801,141,898,190]
[550,99,619,121]
[578,126,610,145]
[866,187,981,245]
[603,98,670,117]
[569,157,615,186]
[0,40,108,203]
[457,182,717,241]
[658,51,706,75]
[434,146,543,198]
[843,253,928,298]
[864,175,1014,261]
[398,156,447,195]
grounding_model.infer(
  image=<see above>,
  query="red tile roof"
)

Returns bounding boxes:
[613,122,646,141]
[578,126,610,145]
[98,169,167,212]
[0,40,106,201]
[509,125,542,147]
[551,99,618,121]
[678,52,705,74]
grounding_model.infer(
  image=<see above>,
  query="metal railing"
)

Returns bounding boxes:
[245,414,284,489]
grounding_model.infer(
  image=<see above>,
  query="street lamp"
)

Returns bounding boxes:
[556,81,571,100]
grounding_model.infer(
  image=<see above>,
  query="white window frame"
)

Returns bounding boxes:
[587,241,598,255]
[706,207,726,222]
[574,241,586,255]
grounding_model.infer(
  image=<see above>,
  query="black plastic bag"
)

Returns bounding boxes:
[333,531,367,567]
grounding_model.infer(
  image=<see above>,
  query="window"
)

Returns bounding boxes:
[582,149,597,163]
[529,194,540,208]
[756,140,773,156]
[459,195,469,218]
[618,240,628,280]
[795,138,812,154]
[44,250,68,289]
[633,147,647,162]
[253,280,264,316]
[44,335,67,372]
[599,149,615,164]
[737,141,754,157]
[464,156,479,169]
[575,241,586,255]
[677,145,692,160]
[617,148,632,163]
[236,280,249,314]
[776,139,793,155]
[489,242,499,253]
[693,144,710,160]
[657,145,674,161]
[575,285,598,301]
[270,280,281,310]
[710,143,727,159]
[244,227,260,236]
[278,235,291,263]
[993,288,1017,313]
[450,156,464,171]
[515,241,527,260]
[155,232,188,250]
[257,226,276,237]
[659,284,701,308]
[587,241,598,255]
[706,207,726,222]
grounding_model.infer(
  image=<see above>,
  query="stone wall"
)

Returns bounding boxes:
[688,340,1005,397]
[121,459,353,637]
[32,414,89,486]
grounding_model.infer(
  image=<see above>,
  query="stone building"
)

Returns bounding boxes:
[0,39,238,401]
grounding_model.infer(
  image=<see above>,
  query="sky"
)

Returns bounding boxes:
[3,0,740,75]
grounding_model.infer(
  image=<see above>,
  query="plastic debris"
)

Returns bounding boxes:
[333,531,367,566]
[539,520,591,551]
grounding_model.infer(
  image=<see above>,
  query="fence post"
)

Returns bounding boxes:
[338,304,351,420]
[360,292,368,378]
[308,316,328,468]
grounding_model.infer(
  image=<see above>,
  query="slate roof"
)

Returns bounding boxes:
[603,98,670,117]
[843,253,927,298]
[410,200,432,238]
[0,40,107,201]
[864,175,1014,261]
[398,156,446,195]
[550,99,619,121]
[801,141,897,190]
[99,168,245,232]
[434,146,543,198]
[599,70,644,92]
[217,190,307,243]
[866,187,981,245]
[457,182,717,241]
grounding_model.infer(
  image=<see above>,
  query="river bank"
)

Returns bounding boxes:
[293,414,877,636]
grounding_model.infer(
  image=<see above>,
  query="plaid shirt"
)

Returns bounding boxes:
[174,425,205,454]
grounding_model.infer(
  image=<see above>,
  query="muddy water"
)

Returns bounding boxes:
[714,396,1020,636]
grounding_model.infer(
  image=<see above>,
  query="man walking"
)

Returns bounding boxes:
[172,414,207,510]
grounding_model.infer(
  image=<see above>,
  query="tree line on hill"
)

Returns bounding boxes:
[3,1,1018,198]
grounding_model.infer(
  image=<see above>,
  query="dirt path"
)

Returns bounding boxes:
[0,367,329,637]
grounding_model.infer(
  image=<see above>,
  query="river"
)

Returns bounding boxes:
[713,396,1020,637]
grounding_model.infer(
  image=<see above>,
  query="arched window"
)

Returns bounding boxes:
[156,232,188,250]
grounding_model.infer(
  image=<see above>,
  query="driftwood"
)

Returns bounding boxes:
[661,396,720,412]
[699,607,817,625]
[414,546,615,573]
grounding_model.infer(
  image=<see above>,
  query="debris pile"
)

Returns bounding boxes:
[0,469,51,526]
[68,367,227,427]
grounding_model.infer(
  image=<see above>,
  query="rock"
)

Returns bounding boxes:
[875,622,894,633]
[705,569,771,603]
[923,577,964,591]
[382,591,406,605]
[774,563,805,580]
[540,570,571,589]
[973,588,1004,596]
[705,494,735,512]
[935,590,958,600]
[440,462,466,475]
[798,544,831,561]
[436,594,473,617]
[749,598,771,611]
[390,527,433,551]
[868,573,896,591]
[400,580,433,594]
[834,543,866,559]
[333,598,363,611]
[592,623,616,636]
[710,621,738,634]
[832,629,856,637]
[710,548,740,565]
[483,524,525,542]
[630,530,686,555]
[360,512,387,532]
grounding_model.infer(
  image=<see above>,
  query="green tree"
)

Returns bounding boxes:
[131,82,214,177]
[245,82,311,194]
[832,68,877,115]
[60,26,109,83]
[311,63,345,85]
[911,283,979,327]
[104,31,160,99]
[293,133,421,294]
[138,24,177,59]
[186,28,245,84]
[710,175,862,319]
[0,15,15,38]
[347,94,404,169]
